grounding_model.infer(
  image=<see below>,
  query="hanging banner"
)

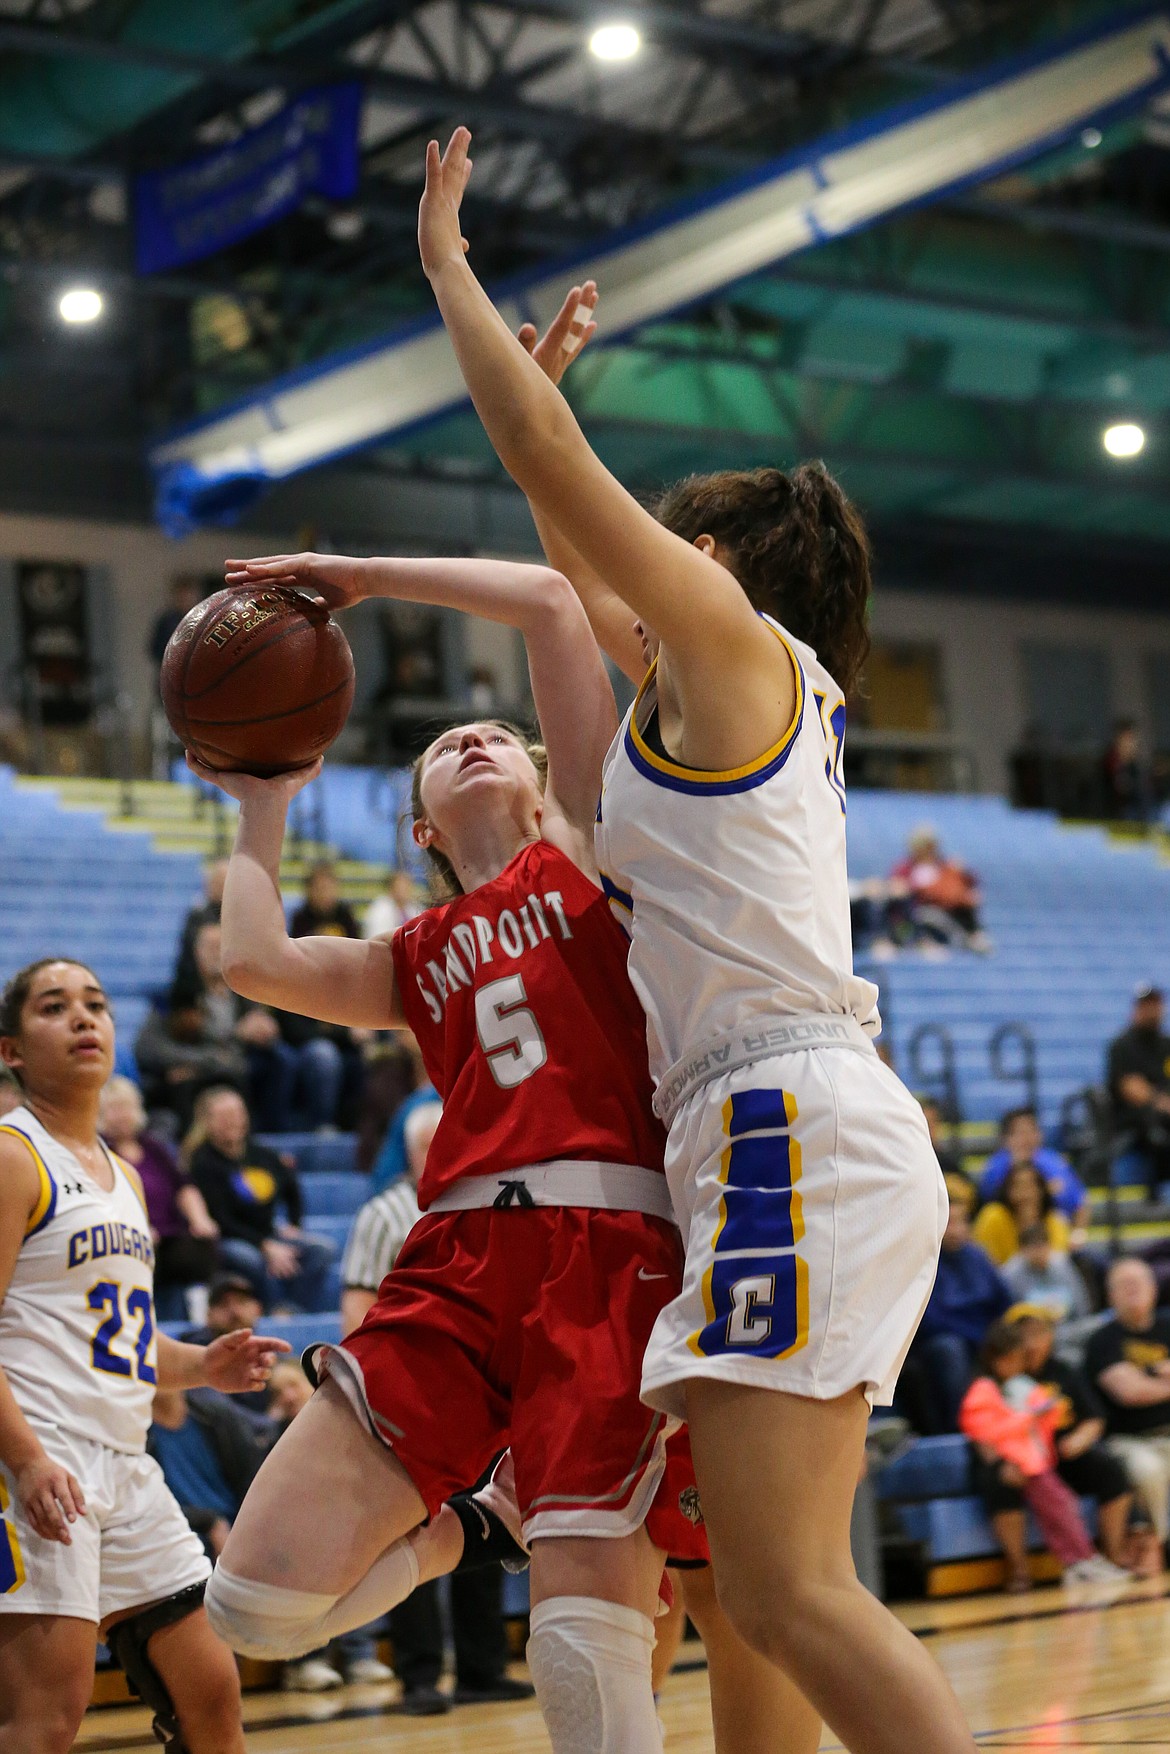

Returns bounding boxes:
[134,82,362,274]
[16,560,92,725]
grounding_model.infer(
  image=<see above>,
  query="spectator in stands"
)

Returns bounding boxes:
[262,1361,395,1691]
[340,1100,439,1334]
[290,861,360,940]
[1001,1225,1091,1326]
[0,1067,22,1119]
[99,1074,220,1321]
[149,574,204,667]
[979,1107,1090,1242]
[918,1095,965,1181]
[148,1383,263,1561]
[1102,719,1151,823]
[354,1031,427,1175]
[172,858,228,995]
[1086,1257,1170,1548]
[362,868,425,941]
[187,1086,336,1313]
[1108,985,1170,1200]
[902,1173,1012,1433]
[181,1271,270,1421]
[369,1079,440,1196]
[959,1321,1127,1590]
[891,825,990,953]
[1013,1309,1150,1574]
[973,1162,1071,1267]
[285,869,367,1130]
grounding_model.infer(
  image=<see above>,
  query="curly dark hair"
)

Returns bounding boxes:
[409,720,548,901]
[652,461,872,696]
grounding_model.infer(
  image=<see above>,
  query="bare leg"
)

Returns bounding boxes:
[991,1511,1031,1591]
[1096,1493,1134,1568]
[103,1603,244,1754]
[687,1379,978,1754]
[681,1563,821,1754]
[651,1587,685,1694]
[410,1503,466,1585]
[221,1378,426,1592]
[530,1526,664,1618]
[0,1614,95,1754]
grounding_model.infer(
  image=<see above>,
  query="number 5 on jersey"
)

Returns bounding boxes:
[475,974,547,1089]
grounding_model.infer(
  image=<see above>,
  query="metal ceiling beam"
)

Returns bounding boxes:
[957,192,1170,256]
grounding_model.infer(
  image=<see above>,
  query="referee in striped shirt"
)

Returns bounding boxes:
[340,1100,440,1335]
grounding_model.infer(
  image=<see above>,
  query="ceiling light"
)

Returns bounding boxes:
[1103,421,1145,458]
[1080,126,1103,149]
[589,21,641,61]
[58,287,103,324]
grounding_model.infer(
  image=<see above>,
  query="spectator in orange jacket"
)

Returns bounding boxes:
[891,826,991,952]
[960,1322,1127,1591]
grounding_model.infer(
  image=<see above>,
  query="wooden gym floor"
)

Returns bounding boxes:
[75,1576,1170,1751]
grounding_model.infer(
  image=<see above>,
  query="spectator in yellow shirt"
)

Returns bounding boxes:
[974,1161,1071,1266]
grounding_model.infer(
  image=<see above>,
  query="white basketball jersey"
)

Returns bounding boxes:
[0,1107,158,1454]
[596,617,880,1085]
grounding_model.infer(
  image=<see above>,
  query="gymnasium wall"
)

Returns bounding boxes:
[0,505,1166,794]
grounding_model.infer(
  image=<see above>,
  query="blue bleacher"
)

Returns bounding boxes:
[254,1134,363,1184]
[876,1434,1098,1573]
[162,1311,342,1354]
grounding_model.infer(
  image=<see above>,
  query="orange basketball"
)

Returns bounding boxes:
[160,586,355,776]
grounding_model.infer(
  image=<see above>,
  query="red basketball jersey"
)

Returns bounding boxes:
[391,841,665,1208]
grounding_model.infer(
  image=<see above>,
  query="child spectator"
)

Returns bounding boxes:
[973,1161,1071,1267]
[186,1086,336,1312]
[902,1174,1012,1433]
[979,1106,1090,1241]
[99,1075,220,1321]
[1001,1225,1091,1326]
[891,825,990,952]
[1012,1309,1151,1575]
[960,1321,1128,1591]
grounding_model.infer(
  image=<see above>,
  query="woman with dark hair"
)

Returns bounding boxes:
[394,127,967,1754]
[0,957,286,1754]
[973,1161,1072,1267]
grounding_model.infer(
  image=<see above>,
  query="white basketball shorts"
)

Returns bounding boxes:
[640,1046,948,1421]
[0,1420,210,1623]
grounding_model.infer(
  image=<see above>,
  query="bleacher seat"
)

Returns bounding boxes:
[255,1134,361,1180]
[162,1311,343,1353]
[306,1213,355,1252]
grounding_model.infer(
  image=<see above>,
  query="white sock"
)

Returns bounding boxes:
[528,1595,660,1753]
[206,1540,419,1659]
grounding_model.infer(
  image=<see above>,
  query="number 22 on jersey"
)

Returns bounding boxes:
[88,1282,157,1383]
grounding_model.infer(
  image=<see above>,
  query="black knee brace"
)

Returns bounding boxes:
[106,1580,207,1750]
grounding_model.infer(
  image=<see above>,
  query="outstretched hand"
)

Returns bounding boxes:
[186,750,323,806]
[420,127,473,279]
[224,552,368,611]
[202,1327,292,1395]
[518,281,599,387]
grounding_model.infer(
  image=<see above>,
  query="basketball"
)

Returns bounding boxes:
[159,585,355,776]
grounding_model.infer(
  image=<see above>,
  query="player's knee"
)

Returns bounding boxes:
[528,1595,660,1753]
[712,1557,843,1668]
[204,1564,336,1660]
[1,1684,89,1754]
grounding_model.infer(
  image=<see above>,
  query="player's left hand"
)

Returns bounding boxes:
[185,751,323,806]
[203,1327,291,1394]
[518,281,599,387]
[419,127,473,278]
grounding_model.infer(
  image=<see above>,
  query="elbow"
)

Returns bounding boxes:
[221,952,264,1000]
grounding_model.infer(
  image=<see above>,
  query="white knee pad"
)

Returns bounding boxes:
[205,1540,420,1661]
[205,1566,338,1660]
[527,1596,660,1754]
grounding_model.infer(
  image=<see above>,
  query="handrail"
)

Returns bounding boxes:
[906,1023,961,1126]
[988,1022,1039,1117]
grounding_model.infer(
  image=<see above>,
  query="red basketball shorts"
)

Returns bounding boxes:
[320,1205,706,1554]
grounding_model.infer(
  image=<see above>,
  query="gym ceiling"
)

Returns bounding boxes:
[5,0,1170,606]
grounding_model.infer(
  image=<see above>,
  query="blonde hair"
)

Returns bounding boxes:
[182,1083,246,1168]
[409,721,548,901]
[98,1075,145,1135]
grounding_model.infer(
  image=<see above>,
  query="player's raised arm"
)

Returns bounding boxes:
[226,552,618,844]
[418,130,794,769]
[0,1135,86,1544]
[187,759,406,1029]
